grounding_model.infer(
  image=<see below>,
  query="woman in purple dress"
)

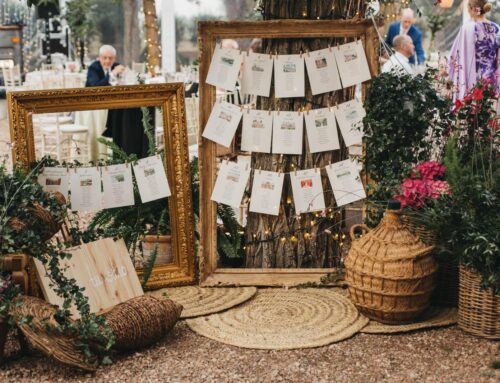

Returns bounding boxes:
[448,0,500,102]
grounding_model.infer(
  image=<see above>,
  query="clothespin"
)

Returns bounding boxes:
[247,50,250,57]
[219,41,223,49]
[247,108,250,114]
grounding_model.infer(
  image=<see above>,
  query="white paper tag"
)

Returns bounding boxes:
[304,107,340,153]
[101,163,135,209]
[335,99,366,147]
[274,54,305,98]
[206,46,243,91]
[272,111,303,155]
[249,170,284,216]
[326,159,366,207]
[241,109,273,153]
[290,169,325,214]
[334,41,372,88]
[202,101,243,148]
[304,48,342,95]
[37,167,69,200]
[133,156,171,203]
[211,161,251,208]
[241,52,273,97]
[69,167,102,212]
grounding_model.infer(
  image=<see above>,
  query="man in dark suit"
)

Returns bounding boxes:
[385,8,425,66]
[85,45,126,87]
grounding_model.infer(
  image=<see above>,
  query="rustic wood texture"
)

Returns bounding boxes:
[8,84,196,289]
[143,0,162,74]
[34,238,144,318]
[198,15,379,285]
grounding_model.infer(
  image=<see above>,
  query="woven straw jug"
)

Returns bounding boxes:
[345,201,438,324]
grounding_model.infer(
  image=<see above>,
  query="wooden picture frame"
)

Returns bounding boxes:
[8,83,196,289]
[198,19,378,286]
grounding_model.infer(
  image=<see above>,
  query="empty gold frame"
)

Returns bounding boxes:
[198,19,379,286]
[8,83,196,289]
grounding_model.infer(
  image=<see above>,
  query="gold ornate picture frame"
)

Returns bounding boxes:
[198,19,378,286]
[8,83,196,289]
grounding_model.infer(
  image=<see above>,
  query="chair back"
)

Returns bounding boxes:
[2,65,22,89]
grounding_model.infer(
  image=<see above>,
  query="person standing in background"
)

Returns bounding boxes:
[385,8,425,66]
[85,45,126,87]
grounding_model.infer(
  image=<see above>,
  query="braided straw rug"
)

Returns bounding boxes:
[148,286,257,318]
[361,306,457,334]
[186,288,368,350]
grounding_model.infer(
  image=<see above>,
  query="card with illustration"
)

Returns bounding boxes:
[290,169,326,214]
[304,48,342,95]
[241,109,273,153]
[326,159,366,207]
[274,54,305,98]
[272,111,304,155]
[304,107,340,153]
[211,160,251,208]
[206,46,243,91]
[37,167,70,200]
[334,41,371,88]
[69,167,102,212]
[133,155,171,203]
[249,170,284,216]
[335,99,366,147]
[202,101,243,148]
[241,52,273,97]
[101,163,135,209]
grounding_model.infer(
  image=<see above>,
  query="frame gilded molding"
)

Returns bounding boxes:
[8,83,196,289]
[198,19,379,286]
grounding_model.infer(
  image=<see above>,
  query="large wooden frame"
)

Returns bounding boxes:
[8,83,196,289]
[198,19,379,286]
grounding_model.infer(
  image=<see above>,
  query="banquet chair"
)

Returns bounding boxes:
[41,63,64,71]
[38,114,90,162]
[185,95,199,146]
[2,65,23,90]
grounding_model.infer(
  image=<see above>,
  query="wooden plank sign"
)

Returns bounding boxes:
[34,238,143,318]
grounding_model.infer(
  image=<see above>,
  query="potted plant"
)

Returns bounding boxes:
[418,80,499,338]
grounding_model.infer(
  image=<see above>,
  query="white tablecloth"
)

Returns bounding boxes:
[74,110,110,161]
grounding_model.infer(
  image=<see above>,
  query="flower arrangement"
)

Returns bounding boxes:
[394,161,451,209]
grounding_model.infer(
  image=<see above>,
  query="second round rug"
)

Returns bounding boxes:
[186,288,368,350]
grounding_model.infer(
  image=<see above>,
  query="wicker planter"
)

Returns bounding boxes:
[458,265,499,339]
[401,214,459,307]
[345,203,438,324]
[139,235,173,267]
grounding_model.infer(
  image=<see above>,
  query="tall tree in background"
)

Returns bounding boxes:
[223,0,256,19]
[123,0,141,66]
[143,0,161,73]
[65,0,94,67]
[245,0,367,268]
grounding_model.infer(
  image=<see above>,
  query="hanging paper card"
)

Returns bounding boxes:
[206,46,242,91]
[249,170,284,216]
[101,163,135,209]
[274,54,305,98]
[304,108,340,153]
[241,109,273,153]
[37,167,69,200]
[211,161,251,208]
[272,111,303,155]
[326,159,366,207]
[69,167,101,212]
[241,52,273,97]
[290,169,325,214]
[335,99,366,147]
[133,156,171,203]
[304,48,342,95]
[202,101,243,148]
[334,40,371,88]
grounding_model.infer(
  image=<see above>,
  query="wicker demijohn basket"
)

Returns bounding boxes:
[345,201,438,324]
[458,265,499,339]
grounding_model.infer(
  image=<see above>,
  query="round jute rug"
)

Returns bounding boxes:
[361,307,457,334]
[147,286,257,318]
[186,288,369,350]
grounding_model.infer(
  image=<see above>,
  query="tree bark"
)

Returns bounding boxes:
[143,0,161,74]
[123,0,134,66]
[245,0,365,268]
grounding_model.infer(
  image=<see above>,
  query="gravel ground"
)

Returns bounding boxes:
[1,322,498,383]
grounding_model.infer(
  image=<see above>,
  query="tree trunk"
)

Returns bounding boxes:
[244,0,365,268]
[123,0,142,67]
[143,0,161,74]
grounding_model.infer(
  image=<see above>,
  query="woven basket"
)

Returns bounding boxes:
[103,295,183,352]
[345,207,438,324]
[401,214,459,307]
[458,265,499,339]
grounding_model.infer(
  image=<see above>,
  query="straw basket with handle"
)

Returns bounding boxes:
[344,200,438,324]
